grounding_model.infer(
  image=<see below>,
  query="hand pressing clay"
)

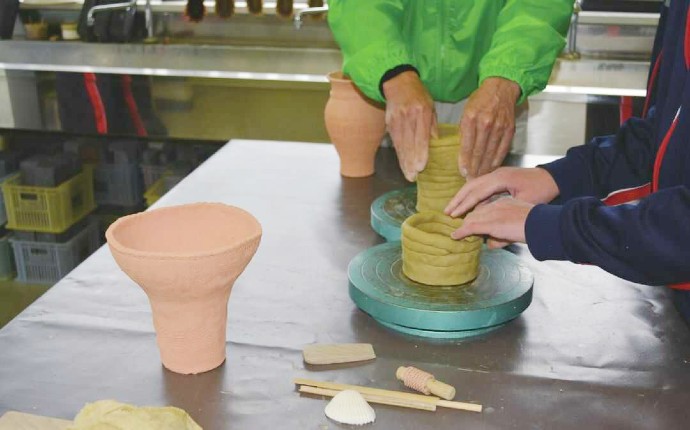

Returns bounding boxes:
[68,400,201,430]
[402,212,481,286]
[416,124,466,213]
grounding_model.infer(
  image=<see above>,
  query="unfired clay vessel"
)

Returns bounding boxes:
[325,71,386,178]
[401,212,481,286]
[106,203,262,374]
[416,124,466,213]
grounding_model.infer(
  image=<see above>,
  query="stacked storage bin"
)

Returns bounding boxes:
[0,152,24,280]
[4,151,98,284]
[142,142,193,207]
[88,140,146,238]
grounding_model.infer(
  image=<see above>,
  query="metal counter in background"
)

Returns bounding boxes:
[0,5,660,149]
[0,140,689,429]
[0,41,650,96]
[0,41,650,147]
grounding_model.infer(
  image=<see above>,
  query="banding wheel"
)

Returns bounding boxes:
[370,187,417,242]
[348,242,533,339]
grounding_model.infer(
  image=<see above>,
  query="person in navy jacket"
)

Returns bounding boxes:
[445,0,690,324]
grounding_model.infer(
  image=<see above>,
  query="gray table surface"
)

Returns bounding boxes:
[1,140,689,429]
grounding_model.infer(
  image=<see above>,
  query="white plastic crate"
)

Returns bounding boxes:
[11,221,100,284]
[93,163,143,206]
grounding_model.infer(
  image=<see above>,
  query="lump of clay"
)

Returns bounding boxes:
[324,390,376,426]
[68,400,201,430]
[416,124,466,213]
[402,211,481,286]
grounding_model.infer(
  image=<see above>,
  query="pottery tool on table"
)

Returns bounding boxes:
[370,187,417,241]
[396,366,456,400]
[303,343,376,365]
[348,242,533,339]
[295,378,482,413]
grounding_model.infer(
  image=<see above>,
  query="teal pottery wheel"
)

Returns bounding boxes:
[370,187,417,241]
[348,242,533,339]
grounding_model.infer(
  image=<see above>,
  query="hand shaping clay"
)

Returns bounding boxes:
[401,212,481,286]
[416,124,466,213]
[68,400,201,430]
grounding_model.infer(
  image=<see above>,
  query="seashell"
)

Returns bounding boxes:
[324,390,376,426]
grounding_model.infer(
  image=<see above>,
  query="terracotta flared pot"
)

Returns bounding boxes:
[401,211,481,286]
[106,203,262,374]
[416,124,466,212]
[325,71,386,178]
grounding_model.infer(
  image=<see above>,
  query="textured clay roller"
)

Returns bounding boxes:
[396,366,456,400]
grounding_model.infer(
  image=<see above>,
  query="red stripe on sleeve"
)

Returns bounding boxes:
[602,183,651,206]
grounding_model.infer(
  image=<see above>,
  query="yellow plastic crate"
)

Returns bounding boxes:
[2,168,96,233]
[144,176,166,207]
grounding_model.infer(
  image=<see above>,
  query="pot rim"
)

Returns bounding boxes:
[327,70,352,83]
[106,202,262,260]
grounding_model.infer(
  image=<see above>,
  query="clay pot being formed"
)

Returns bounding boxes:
[325,71,386,178]
[106,203,262,374]
[401,211,481,286]
[416,124,466,213]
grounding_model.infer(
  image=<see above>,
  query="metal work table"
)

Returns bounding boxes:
[1,140,689,429]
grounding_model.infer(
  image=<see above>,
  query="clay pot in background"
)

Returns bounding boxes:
[185,0,206,22]
[215,0,234,18]
[307,0,325,20]
[106,203,262,374]
[276,0,293,17]
[416,123,465,212]
[325,71,386,178]
[246,0,262,14]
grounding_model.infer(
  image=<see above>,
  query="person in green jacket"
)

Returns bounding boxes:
[328,0,573,181]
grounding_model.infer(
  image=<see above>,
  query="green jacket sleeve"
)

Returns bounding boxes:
[478,0,573,104]
[328,0,412,102]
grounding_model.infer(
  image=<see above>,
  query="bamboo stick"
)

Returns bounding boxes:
[299,386,437,411]
[438,400,482,413]
[293,378,482,413]
[295,378,437,405]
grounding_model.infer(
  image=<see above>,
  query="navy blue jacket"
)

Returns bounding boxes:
[525,0,690,287]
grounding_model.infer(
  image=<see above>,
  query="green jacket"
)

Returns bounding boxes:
[328,0,573,104]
